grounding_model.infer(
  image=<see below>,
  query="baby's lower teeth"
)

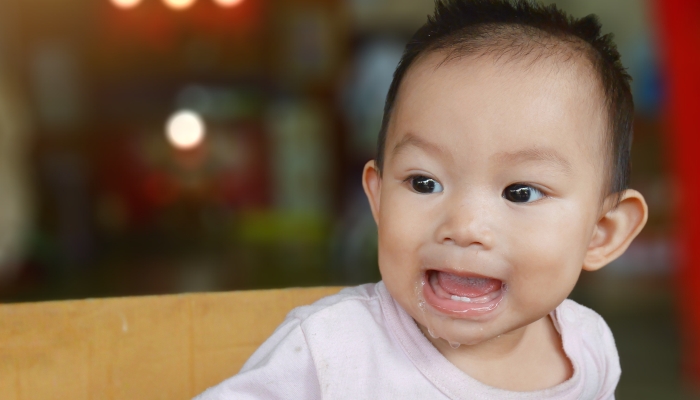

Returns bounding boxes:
[450,295,472,303]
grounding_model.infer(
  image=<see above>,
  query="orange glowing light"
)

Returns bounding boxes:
[213,0,244,7]
[163,0,196,10]
[110,0,142,9]
[166,110,206,150]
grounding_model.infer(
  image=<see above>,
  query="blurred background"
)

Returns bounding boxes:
[0,0,694,398]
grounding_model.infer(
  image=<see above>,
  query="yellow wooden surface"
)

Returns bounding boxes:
[0,287,343,400]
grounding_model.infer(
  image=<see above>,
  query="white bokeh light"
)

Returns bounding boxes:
[213,0,244,7]
[166,110,206,150]
[163,0,196,10]
[110,0,142,9]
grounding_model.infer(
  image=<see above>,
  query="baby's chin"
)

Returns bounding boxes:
[415,314,496,347]
[401,287,509,346]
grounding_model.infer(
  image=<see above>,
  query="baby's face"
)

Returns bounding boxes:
[365,52,609,345]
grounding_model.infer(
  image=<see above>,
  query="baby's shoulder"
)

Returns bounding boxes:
[555,299,613,337]
[285,283,385,331]
[555,298,620,393]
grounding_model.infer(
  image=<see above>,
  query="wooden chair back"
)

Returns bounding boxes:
[0,287,342,400]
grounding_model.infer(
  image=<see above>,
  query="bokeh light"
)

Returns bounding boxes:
[109,0,142,9]
[213,0,244,7]
[162,0,197,10]
[166,110,206,150]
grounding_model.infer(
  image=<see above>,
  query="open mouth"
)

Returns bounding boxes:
[422,270,506,317]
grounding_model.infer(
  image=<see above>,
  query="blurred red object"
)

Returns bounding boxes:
[656,0,700,386]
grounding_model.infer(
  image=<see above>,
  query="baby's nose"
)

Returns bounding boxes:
[435,201,494,249]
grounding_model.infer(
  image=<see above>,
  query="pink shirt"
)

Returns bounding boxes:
[196,282,619,399]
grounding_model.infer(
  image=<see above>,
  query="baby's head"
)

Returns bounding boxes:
[362,0,648,347]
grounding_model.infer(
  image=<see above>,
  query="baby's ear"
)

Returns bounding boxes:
[362,160,382,224]
[583,189,648,271]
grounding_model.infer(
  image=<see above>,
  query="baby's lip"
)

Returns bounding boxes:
[424,267,504,283]
[422,269,506,317]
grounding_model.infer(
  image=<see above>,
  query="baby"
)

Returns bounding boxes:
[197,0,648,398]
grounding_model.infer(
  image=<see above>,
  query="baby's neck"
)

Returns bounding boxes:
[421,315,572,391]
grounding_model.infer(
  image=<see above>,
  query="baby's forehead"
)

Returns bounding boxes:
[409,47,601,95]
[399,50,604,119]
[388,50,610,178]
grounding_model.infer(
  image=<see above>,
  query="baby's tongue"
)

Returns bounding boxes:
[436,271,502,298]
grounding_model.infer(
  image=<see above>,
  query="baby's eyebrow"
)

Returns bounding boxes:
[391,133,450,160]
[493,147,573,174]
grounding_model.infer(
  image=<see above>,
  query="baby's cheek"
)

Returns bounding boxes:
[378,231,410,268]
[377,234,417,288]
[510,241,581,293]
[378,212,426,265]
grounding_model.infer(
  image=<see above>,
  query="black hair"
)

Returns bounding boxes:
[376,0,633,201]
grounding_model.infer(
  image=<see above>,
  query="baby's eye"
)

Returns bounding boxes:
[409,176,444,194]
[502,184,545,203]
